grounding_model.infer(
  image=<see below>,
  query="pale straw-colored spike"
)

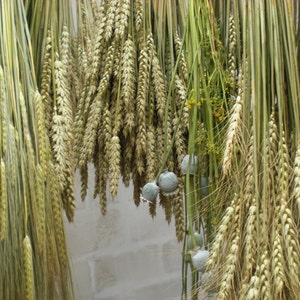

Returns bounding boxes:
[23,235,35,300]
[173,116,187,173]
[80,164,88,201]
[48,161,68,266]
[240,199,257,297]
[146,125,157,181]
[228,16,237,86]
[207,196,238,269]
[0,67,7,155]
[40,30,53,131]
[115,0,130,39]
[245,275,260,300]
[121,35,137,137]
[62,173,76,222]
[35,164,46,251]
[122,133,135,187]
[159,191,173,224]
[173,182,185,242]
[109,135,121,198]
[293,142,300,218]
[217,229,240,300]
[271,233,285,297]
[174,32,188,82]
[104,0,117,41]
[89,6,106,78]
[280,204,300,291]
[174,75,189,130]
[259,251,272,299]
[222,93,243,177]
[19,91,36,186]
[79,43,115,166]
[0,159,7,241]
[54,55,73,138]
[148,200,157,218]
[135,43,150,175]
[51,111,68,191]
[61,26,70,73]
[134,0,143,37]
[151,44,167,121]
[34,90,48,176]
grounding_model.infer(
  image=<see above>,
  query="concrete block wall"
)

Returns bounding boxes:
[64,167,183,300]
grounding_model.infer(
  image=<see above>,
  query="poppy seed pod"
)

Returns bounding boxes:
[187,232,204,250]
[158,170,178,194]
[141,182,159,202]
[191,250,209,273]
[181,154,198,175]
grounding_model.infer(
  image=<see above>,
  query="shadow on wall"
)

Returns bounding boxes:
[64,166,183,300]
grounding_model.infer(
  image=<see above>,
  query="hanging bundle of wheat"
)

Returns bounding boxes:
[0,1,73,299]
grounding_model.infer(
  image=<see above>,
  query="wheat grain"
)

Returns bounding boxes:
[122,133,135,187]
[115,0,130,39]
[0,159,7,241]
[109,135,121,198]
[174,75,189,130]
[34,90,48,176]
[174,32,188,82]
[62,172,76,222]
[151,43,167,121]
[80,43,115,165]
[228,16,237,86]
[245,275,259,300]
[280,204,300,292]
[89,6,106,78]
[80,164,88,201]
[293,142,300,218]
[217,229,240,300]
[121,35,137,137]
[0,66,7,155]
[23,235,34,300]
[271,232,285,297]
[207,197,237,268]
[173,181,185,242]
[35,164,46,251]
[40,30,53,131]
[48,161,68,266]
[222,94,242,177]
[159,191,173,224]
[104,0,117,41]
[240,199,257,297]
[148,200,157,218]
[134,0,143,37]
[51,111,68,190]
[146,125,157,181]
[259,251,272,299]
[135,42,150,175]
